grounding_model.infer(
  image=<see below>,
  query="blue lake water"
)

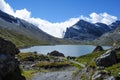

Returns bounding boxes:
[20,45,111,57]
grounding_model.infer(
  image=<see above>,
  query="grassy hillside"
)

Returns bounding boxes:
[76,50,120,78]
[0,27,49,48]
[0,27,84,48]
[76,50,106,66]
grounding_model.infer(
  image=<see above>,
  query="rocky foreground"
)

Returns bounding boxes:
[0,37,25,80]
[1,36,120,80]
[31,71,72,80]
[31,67,77,80]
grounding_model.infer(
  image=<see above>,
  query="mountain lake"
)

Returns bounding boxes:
[20,45,111,57]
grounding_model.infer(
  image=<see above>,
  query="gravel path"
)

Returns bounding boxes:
[31,71,73,80]
[30,60,85,80]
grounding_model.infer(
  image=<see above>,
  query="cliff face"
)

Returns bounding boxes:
[0,37,25,80]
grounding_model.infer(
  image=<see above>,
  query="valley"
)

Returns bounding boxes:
[0,10,83,48]
[0,6,120,80]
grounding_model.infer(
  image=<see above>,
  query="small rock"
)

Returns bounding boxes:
[93,46,104,52]
[47,50,65,57]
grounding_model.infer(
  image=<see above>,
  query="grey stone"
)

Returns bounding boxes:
[95,50,117,67]
[92,71,115,80]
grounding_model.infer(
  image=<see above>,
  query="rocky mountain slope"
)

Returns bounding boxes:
[0,10,82,48]
[64,20,120,41]
[0,10,59,47]
[94,24,120,46]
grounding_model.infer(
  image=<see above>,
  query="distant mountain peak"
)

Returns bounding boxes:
[64,20,120,41]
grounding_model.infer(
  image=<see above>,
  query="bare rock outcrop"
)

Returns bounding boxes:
[92,71,115,80]
[0,37,25,80]
[95,50,117,67]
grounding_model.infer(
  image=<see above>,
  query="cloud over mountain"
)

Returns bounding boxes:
[80,12,117,25]
[0,0,118,38]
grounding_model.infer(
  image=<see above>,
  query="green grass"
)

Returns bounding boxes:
[71,63,83,69]
[76,50,106,66]
[104,51,120,77]
[22,70,48,79]
[22,70,37,80]
[105,62,120,77]
[35,61,70,68]
[0,27,49,48]
[17,52,48,61]
[76,49,120,77]
[0,27,85,48]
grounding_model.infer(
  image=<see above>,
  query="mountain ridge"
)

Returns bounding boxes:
[94,24,120,46]
[64,19,120,41]
[0,10,59,47]
[0,10,83,47]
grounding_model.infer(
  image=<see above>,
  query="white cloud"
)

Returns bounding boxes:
[15,9,31,20]
[28,17,80,38]
[0,0,80,38]
[0,0,118,38]
[0,0,14,15]
[13,9,80,38]
[81,12,117,25]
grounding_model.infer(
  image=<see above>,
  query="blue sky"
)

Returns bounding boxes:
[5,0,120,22]
[0,0,119,38]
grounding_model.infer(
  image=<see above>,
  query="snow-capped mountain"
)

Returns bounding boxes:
[64,20,120,41]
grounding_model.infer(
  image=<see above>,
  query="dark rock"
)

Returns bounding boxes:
[67,56,76,60]
[93,46,104,52]
[0,37,19,55]
[47,50,65,57]
[92,71,115,80]
[114,46,120,52]
[95,50,117,67]
[26,56,35,62]
[116,73,120,80]
[0,37,25,80]
[116,77,120,80]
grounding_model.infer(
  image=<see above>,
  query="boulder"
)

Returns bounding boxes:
[95,50,117,67]
[93,46,104,52]
[47,50,65,57]
[0,37,19,55]
[0,37,25,80]
[92,71,115,80]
